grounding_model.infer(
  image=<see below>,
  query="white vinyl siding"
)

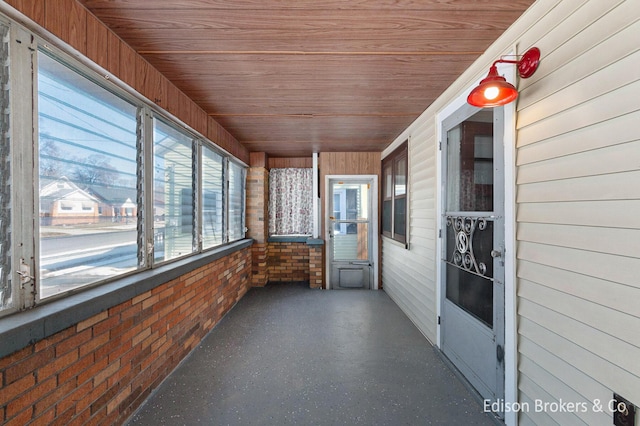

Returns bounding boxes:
[381,0,640,424]
[516,0,640,421]
[382,120,438,344]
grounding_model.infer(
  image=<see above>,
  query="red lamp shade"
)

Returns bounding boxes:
[467,47,540,108]
[467,65,519,107]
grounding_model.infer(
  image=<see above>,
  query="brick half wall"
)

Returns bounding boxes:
[268,242,309,282]
[0,246,251,426]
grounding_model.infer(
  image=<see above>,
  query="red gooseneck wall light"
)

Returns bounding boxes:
[467,47,541,107]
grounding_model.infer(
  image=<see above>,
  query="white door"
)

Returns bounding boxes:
[327,179,374,290]
[440,107,506,412]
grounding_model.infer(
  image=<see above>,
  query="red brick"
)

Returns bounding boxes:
[79,331,109,358]
[141,294,159,310]
[120,303,142,322]
[55,379,92,416]
[0,346,33,369]
[77,356,108,386]
[107,339,133,364]
[33,379,75,417]
[76,380,107,413]
[108,300,130,317]
[56,328,92,356]
[107,363,132,388]
[106,384,131,414]
[68,405,92,426]
[76,311,108,332]
[92,314,121,337]
[0,373,36,403]
[49,404,75,426]
[93,359,120,387]
[4,406,34,426]
[4,347,54,385]
[5,376,56,418]
[109,317,136,339]
[34,327,75,352]
[58,352,95,385]
[90,385,118,415]
[38,348,79,381]
[131,290,152,306]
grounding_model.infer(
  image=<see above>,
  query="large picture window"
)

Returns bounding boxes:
[38,51,139,298]
[381,141,408,245]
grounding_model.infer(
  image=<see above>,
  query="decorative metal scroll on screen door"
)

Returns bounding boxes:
[445,215,498,281]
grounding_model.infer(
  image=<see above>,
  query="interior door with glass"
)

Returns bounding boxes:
[328,179,373,290]
[441,108,505,410]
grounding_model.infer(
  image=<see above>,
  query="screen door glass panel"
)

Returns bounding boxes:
[446,122,494,212]
[331,183,369,261]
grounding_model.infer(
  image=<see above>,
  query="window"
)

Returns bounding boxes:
[0,21,11,310]
[268,168,313,236]
[153,118,195,262]
[38,50,139,299]
[381,141,408,245]
[0,18,247,314]
[228,161,246,241]
[201,145,224,249]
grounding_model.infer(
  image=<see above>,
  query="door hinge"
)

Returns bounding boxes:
[438,229,442,238]
[437,315,441,325]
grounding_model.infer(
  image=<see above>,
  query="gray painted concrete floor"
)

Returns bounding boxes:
[126,282,498,425]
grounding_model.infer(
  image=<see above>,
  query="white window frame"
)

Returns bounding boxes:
[0,14,247,317]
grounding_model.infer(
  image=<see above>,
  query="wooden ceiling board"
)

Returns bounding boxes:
[114,29,504,54]
[80,0,535,157]
[214,114,414,140]
[81,0,535,11]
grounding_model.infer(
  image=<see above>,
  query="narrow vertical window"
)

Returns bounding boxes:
[381,163,392,237]
[37,51,139,298]
[201,144,223,249]
[227,161,245,242]
[0,22,11,310]
[153,118,195,261]
[381,141,408,245]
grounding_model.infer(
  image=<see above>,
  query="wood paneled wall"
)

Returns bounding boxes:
[268,157,312,169]
[319,152,380,176]
[4,0,249,164]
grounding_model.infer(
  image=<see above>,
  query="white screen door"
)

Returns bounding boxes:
[440,107,505,414]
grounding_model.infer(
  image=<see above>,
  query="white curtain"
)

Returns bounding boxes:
[269,168,313,235]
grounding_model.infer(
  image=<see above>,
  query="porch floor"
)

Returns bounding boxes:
[126,282,498,425]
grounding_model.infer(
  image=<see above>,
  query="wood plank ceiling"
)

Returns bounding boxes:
[80,0,535,157]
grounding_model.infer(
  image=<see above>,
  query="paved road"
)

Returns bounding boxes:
[39,230,140,298]
[41,229,137,257]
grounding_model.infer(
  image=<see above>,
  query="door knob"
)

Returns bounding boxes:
[490,249,502,258]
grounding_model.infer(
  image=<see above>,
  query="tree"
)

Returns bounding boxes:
[73,154,119,186]
[39,138,65,178]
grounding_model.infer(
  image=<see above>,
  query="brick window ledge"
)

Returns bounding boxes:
[0,239,252,359]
